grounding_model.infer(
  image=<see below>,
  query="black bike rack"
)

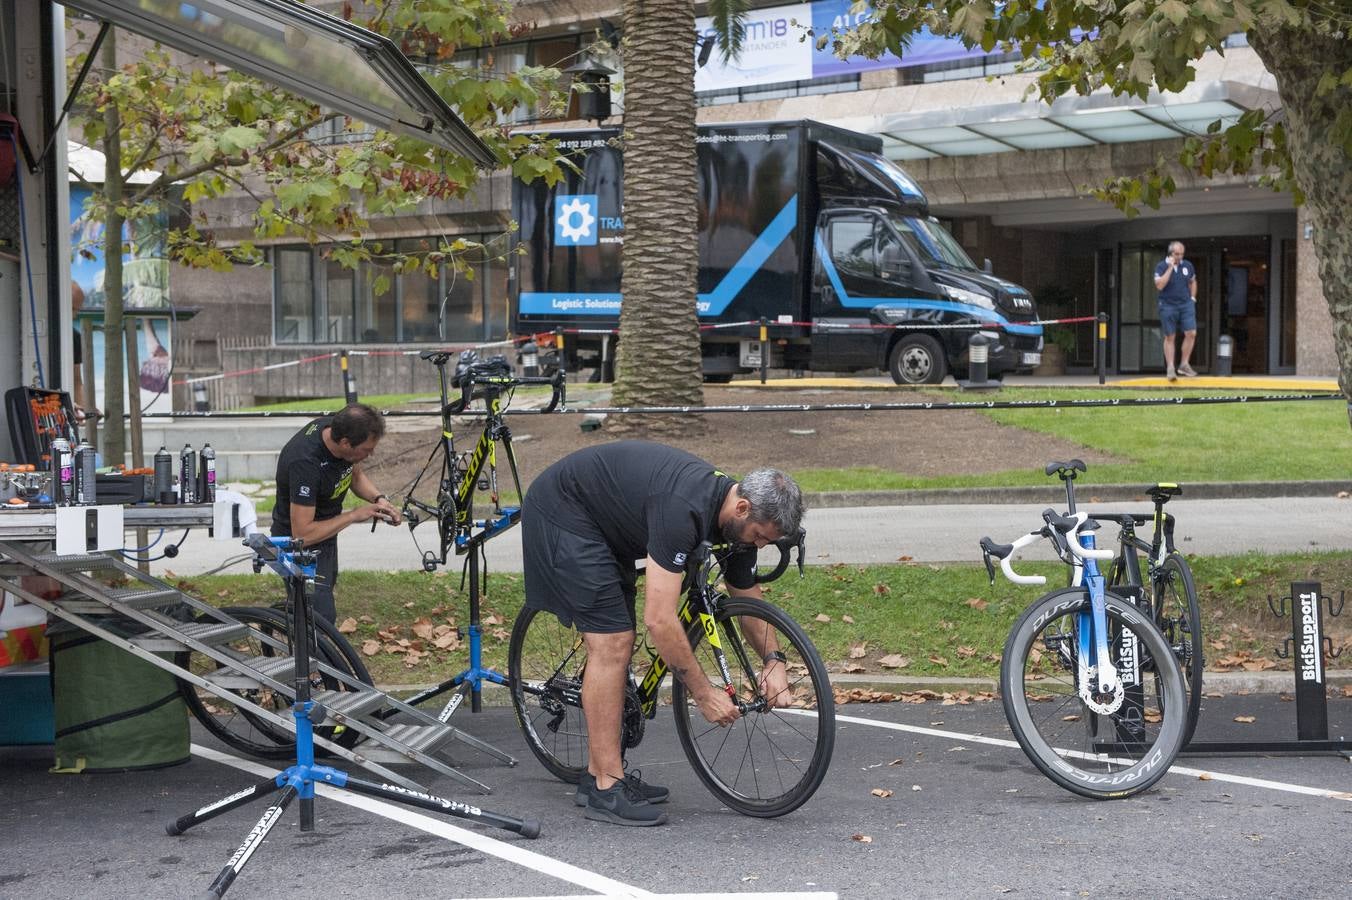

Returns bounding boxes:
[1183,580,1348,756]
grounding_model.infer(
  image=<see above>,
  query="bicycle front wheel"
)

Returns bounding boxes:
[508,605,590,783]
[671,598,835,818]
[1154,553,1204,746]
[1001,587,1186,800]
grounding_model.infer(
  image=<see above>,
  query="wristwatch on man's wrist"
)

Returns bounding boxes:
[763,651,788,665]
[372,493,388,504]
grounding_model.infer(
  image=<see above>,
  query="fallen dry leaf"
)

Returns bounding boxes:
[849,643,868,659]
[360,640,380,656]
[911,784,922,792]
[842,614,855,624]
[412,619,435,641]
[337,617,358,634]
[897,555,913,562]
[873,583,891,595]
[815,613,832,623]
[928,655,949,667]
[359,615,374,623]
[1234,715,1257,724]
[841,663,866,674]
[1240,658,1277,672]
[888,758,904,766]
[870,788,894,798]
[433,632,460,650]
[1198,773,1213,781]
[851,834,873,843]
[402,601,415,609]
[956,646,977,658]
[878,654,911,669]
[966,598,988,611]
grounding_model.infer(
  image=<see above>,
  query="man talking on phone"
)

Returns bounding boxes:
[272,403,401,623]
[1153,240,1199,381]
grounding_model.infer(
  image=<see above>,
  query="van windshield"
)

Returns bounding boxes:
[889,216,978,270]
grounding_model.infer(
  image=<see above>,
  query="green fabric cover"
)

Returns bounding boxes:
[50,634,189,773]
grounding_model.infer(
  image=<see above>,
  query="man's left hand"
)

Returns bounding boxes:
[373,496,402,526]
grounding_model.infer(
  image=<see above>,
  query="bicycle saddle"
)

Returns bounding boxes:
[1148,483,1182,504]
[420,350,454,365]
[1045,459,1086,480]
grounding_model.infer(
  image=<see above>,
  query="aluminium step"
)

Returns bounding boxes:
[204,653,299,690]
[30,551,121,573]
[313,689,388,722]
[56,586,183,615]
[128,620,250,652]
[363,723,459,762]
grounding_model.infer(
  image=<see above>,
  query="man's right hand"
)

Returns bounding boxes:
[696,685,741,726]
[352,505,393,525]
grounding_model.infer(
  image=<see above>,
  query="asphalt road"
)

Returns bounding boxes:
[3,693,1349,899]
[153,495,1352,577]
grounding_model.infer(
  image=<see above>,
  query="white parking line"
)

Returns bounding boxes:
[830,712,1352,801]
[191,744,654,897]
[192,745,840,899]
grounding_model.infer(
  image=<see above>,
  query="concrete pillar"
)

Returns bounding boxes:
[1294,205,1337,376]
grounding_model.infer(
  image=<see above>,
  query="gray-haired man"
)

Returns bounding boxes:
[521,441,805,826]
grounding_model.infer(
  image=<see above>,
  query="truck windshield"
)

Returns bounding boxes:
[889,215,978,271]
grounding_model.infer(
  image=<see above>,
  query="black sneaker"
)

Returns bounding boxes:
[584,778,668,827]
[574,770,669,807]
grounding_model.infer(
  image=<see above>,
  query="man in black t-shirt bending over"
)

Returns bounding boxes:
[272,403,401,623]
[522,441,805,826]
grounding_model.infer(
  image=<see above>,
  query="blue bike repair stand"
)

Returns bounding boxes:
[166,534,539,899]
[444,508,520,718]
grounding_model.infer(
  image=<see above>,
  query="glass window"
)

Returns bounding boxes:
[441,260,483,343]
[357,258,398,342]
[831,219,875,279]
[274,248,314,343]
[483,252,509,342]
[322,258,355,343]
[397,238,443,343]
[888,216,977,270]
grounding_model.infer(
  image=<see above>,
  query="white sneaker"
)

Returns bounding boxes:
[1166,366,1177,382]
[1177,363,1198,377]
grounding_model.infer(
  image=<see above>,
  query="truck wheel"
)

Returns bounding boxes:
[888,335,948,385]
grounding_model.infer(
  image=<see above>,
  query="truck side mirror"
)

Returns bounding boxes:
[983,257,993,274]
[879,244,910,280]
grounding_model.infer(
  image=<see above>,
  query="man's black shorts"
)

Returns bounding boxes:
[522,510,637,634]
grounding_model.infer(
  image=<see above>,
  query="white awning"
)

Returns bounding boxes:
[61,0,495,166]
[868,81,1280,160]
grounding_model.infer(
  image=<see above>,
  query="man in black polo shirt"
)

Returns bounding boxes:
[272,403,401,623]
[522,441,805,826]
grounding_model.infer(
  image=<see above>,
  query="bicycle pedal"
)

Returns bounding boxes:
[477,478,490,491]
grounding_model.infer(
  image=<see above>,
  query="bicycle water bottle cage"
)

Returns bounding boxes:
[1044,459,1086,480]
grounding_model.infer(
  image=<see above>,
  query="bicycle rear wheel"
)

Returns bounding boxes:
[1001,587,1186,799]
[671,598,835,818]
[177,606,370,759]
[1153,553,1203,745]
[507,605,590,783]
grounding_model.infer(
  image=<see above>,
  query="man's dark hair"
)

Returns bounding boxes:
[331,403,386,446]
[740,468,805,536]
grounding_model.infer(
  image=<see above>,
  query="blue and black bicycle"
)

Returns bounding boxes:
[980,461,1187,799]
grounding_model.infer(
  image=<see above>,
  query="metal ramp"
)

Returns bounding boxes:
[0,540,513,794]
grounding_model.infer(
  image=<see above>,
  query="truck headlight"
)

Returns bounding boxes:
[940,284,996,310]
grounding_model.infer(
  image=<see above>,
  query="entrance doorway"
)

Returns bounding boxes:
[1116,236,1273,374]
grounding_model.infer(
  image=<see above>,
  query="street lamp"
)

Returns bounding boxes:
[564,56,616,124]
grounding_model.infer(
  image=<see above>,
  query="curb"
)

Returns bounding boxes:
[806,480,1352,508]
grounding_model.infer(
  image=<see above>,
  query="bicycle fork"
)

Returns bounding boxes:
[1077,532,1127,714]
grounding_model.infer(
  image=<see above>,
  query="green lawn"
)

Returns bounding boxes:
[793,387,1351,492]
[174,549,1351,688]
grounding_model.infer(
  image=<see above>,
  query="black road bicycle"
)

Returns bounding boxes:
[1055,466,1204,746]
[508,533,836,818]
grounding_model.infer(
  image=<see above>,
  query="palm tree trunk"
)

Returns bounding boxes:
[611,0,706,437]
[1249,20,1352,427]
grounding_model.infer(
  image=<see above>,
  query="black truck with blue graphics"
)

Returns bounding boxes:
[512,120,1042,384]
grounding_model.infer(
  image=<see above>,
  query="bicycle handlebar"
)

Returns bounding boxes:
[979,511,1113,587]
[755,528,807,584]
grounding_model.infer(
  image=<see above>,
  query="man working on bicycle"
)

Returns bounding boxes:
[522,440,805,826]
[272,403,401,623]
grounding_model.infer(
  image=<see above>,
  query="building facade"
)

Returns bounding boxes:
[163,1,1335,403]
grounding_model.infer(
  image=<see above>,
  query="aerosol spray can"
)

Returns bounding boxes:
[73,439,97,505]
[49,437,73,506]
[154,446,174,504]
[179,443,197,504]
[198,443,217,503]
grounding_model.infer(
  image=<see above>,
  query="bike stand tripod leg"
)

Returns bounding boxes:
[166,538,542,899]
